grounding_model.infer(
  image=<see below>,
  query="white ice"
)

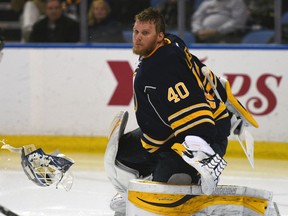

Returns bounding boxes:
[0,153,287,216]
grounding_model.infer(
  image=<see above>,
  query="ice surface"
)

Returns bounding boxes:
[0,153,287,216]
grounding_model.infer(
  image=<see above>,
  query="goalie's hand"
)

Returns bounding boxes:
[183,151,227,195]
[230,114,245,135]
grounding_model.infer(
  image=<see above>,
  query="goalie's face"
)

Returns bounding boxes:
[132,20,164,57]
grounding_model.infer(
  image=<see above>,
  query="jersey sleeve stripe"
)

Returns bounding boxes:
[213,101,227,118]
[216,112,230,121]
[141,133,174,153]
[168,103,211,121]
[170,110,214,130]
[141,139,159,153]
[192,69,205,90]
[143,133,174,145]
[174,118,215,136]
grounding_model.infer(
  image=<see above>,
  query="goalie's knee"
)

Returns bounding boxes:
[167,173,192,184]
[111,161,139,193]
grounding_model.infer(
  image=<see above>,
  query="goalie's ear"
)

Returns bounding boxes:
[157,31,165,43]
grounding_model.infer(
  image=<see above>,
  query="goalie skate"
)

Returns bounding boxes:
[110,193,126,216]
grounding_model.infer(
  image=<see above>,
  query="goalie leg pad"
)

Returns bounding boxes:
[108,163,139,215]
[127,180,277,216]
[104,111,135,193]
[104,111,151,214]
[219,77,259,128]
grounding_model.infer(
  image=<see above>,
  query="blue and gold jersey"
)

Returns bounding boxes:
[134,34,230,153]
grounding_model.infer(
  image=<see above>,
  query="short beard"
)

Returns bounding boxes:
[132,40,158,56]
[132,47,153,56]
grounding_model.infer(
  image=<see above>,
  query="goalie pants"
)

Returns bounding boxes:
[116,128,228,184]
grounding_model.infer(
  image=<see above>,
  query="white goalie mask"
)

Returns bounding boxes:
[21,146,74,190]
[1,142,74,191]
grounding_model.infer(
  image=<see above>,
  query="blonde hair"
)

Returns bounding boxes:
[135,7,166,34]
[88,0,111,26]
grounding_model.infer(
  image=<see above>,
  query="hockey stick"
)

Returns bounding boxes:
[236,130,255,168]
[201,66,255,168]
[0,204,19,216]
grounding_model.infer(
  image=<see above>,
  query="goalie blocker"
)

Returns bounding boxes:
[126,179,280,216]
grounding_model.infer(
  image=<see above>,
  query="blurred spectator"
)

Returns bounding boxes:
[0,28,4,63]
[245,0,288,43]
[62,0,80,20]
[282,24,288,44]
[191,0,249,43]
[283,30,288,44]
[29,0,79,42]
[88,0,124,43]
[109,0,150,29]
[155,0,194,30]
[10,0,26,14]
[282,2,288,44]
[21,0,46,42]
[283,2,288,13]
[246,0,274,30]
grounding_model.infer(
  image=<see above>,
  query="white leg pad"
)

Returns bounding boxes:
[112,162,139,194]
[104,111,137,194]
[127,180,278,216]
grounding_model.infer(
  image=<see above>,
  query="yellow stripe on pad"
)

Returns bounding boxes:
[128,191,268,215]
[225,81,259,128]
